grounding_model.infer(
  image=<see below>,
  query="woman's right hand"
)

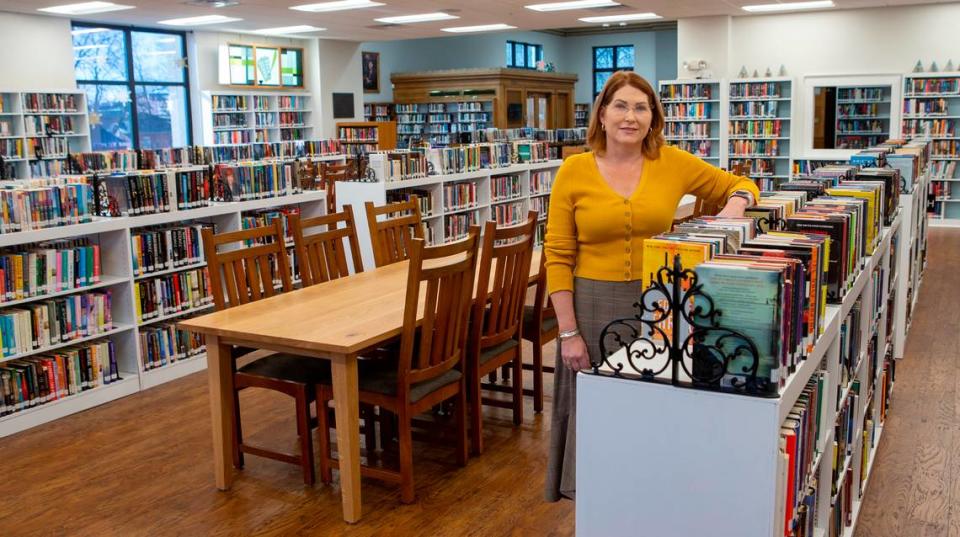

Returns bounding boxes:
[560,334,591,371]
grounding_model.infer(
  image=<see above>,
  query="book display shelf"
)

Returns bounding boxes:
[577,158,929,537]
[0,152,346,438]
[575,103,590,128]
[834,85,891,150]
[200,91,313,148]
[336,121,398,157]
[659,79,723,168]
[727,78,794,191]
[901,72,960,226]
[394,100,494,148]
[0,90,91,180]
[363,102,395,122]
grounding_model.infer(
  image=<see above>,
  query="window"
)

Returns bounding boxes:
[227,44,303,88]
[593,45,635,97]
[505,41,543,70]
[72,23,191,151]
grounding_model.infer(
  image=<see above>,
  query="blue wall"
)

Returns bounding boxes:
[361,28,677,106]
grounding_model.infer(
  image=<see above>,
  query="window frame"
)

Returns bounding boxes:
[506,40,543,70]
[592,45,636,97]
[227,43,305,88]
[72,21,193,150]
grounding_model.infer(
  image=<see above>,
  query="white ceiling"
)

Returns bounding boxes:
[1,0,954,42]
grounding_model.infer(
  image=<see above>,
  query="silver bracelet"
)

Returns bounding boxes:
[558,328,581,341]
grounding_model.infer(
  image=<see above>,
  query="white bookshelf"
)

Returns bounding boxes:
[727,78,795,190]
[0,90,91,180]
[901,72,960,225]
[834,85,891,150]
[201,91,314,148]
[659,79,724,167]
[0,158,349,438]
[576,183,924,536]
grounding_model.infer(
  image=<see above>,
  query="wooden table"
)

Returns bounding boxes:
[179,250,542,523]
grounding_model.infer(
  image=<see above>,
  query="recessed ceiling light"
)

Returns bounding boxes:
[251,25,326,35]
[291,0,384,12]
[579,12,662,23]
[375,12,459,24]
[442,23,516,33]
[525,0,619,12]
[742,0,834,13]
[158,14,242,26]
[38,2,134,15]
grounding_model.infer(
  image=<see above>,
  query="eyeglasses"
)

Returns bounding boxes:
[607,101,650,117]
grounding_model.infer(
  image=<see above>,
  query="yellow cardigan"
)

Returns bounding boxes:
[545,147,760,295]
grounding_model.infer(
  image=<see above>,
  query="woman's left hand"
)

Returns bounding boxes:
[716,196,749,218]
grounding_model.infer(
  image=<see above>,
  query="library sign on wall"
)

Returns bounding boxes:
[218,44,303,89]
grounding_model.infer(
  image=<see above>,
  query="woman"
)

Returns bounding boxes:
[543,71,759,501]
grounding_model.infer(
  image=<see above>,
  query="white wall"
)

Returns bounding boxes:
[0,12,76,91]
[314,39,365,137]
[679,4,960,79]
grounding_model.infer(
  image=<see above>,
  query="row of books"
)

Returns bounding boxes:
[492,202,524,226]
[829,381,859,536]
[0,139,23,158]
[174,168,213,209]
[24,115,77,136]
[730,158,777,177]
[838,88,884,101]
[424,143,513,175]
[902,97,950,116]
[530,196,548,221]
[386,190,433,217]
[730,82,782,99]
[255,112,275,127]
[279,111,306,126]
[22,93,80,113]
[212,162,293,201]
[729,119,784,137]
[100,172,171,217]
[0,290,113,357]
[777,372,827,537]
[444,182,478,211]
[26,137,69,159]
[339,127,377,142]
[0,179,95,233]
[139,321,205,371]
[837,103,880,117]
[240,207,299,245]
[836,119,885,134]
[902,118,954,137]
[253,96,269,111]
[212,95,247,111]
[660,83,713,101]
[664,102,712,119]
[212,113,247,129]
[838,298,863,389]
[134,268,212,324]
[729,139,781,156]
[131,225,205,278]
[730,101,779,118]
[444,211,478,242]
[214,130,251,145]
[664,122,711,138]
[490,174,521,202]
[530,170,553,195]
[278,96,306,110]
[674,140,712,157]
[0,240,101,303]
[905,78,959,95]
[372,151,428,181]
[931,139,960,156]
[0,339,119,416]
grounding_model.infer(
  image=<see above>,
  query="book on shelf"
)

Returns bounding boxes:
[22,93,80,113]
[0,239,101,302]
[140,321,206,371]
[131,225,205,278]
[0,178,95,233]
[213,161,292,202]
[134,267,212,324]
[0,289,113,356]
[97,172,171,217]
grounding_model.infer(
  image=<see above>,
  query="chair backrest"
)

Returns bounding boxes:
[320,161,354,214]
[531,245,556,329]
[289,206,363,287]
[202,220,293,310]
[471,212,538,351]
[364,196,424,268]
[397,228,480,391]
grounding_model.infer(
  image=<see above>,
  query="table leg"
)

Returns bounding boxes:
[206,335,234,490]
[330,352,362,523]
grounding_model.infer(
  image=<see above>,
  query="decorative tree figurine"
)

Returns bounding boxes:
[778,64,787,76]
[946,59,955,72]
[930,60,940,73]
[739,65,748,78]
[764,67,772,77]
[913,60,924,73]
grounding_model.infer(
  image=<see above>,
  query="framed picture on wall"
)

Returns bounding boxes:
[362,51,379,93]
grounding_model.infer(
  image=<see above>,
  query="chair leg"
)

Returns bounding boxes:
[532,340,544,413]
[316,389,333,484]
[381,409,397,450]
[501,363,511,381]
[362,404,377,452]
[512,356,524,426]
[455,380,468,467]
[232,386,244,470]
[487,370,497,383]
[398,408,415,504]
[295,385,316,486]
[470,365,484,457]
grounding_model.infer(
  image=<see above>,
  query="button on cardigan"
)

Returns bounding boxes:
[544,147,760,295]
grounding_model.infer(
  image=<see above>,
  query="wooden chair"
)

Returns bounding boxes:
[201,220,329,486]
[317,228,480,503]
[288,207,363,286]
[467,213,538,455]
[520,250,558,413]
[320,161,355,215]
[364,195,424,268]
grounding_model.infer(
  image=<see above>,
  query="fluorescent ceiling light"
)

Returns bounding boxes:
[525,0,619,12]
[291,0,384,12]
[579,12,661,23]
[71,27,111,35]
[375,12,459,24]
[251,25,326,35]
[158,15,242,26]
[442,23,516,33]
[38,2,134,15]
[742,0,834,13]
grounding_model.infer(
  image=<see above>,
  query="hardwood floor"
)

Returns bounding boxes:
[0,229,956,537]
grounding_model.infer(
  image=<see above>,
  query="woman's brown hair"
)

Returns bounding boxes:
[587,71,666,160]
